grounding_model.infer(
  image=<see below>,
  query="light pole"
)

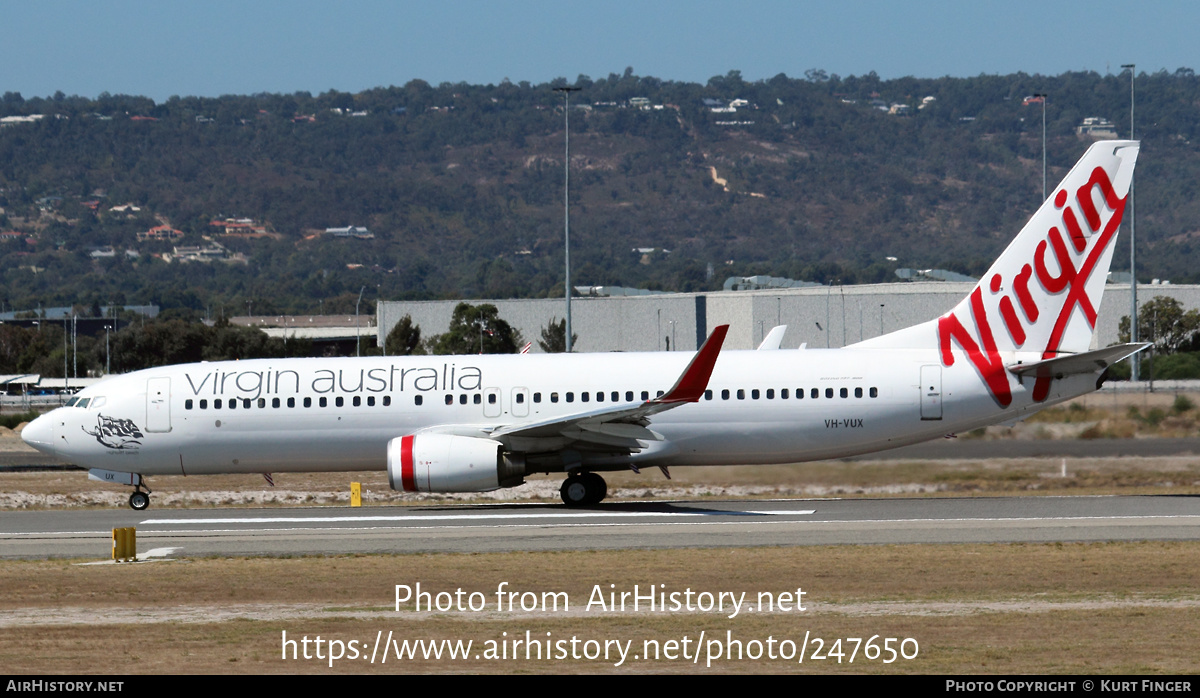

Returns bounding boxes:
[1122,63,1138,381]
[1032,92,1047,202]
[105,324,111,375]
[554,85,581,353]
[355,285,366,357]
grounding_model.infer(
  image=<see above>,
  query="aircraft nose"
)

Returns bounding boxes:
[20,413,56,455]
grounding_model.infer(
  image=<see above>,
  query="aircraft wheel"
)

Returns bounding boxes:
[129,491,150,511]
[560,473,607,506]
[582,472,608,504]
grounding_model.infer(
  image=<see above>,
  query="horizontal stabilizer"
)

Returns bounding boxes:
[1007,343,1149,380]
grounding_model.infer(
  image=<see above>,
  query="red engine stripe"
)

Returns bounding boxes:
[401,435,416,492]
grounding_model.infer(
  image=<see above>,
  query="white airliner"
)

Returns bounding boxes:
[22,141,1146,510]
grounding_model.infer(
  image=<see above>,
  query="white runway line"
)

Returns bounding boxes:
[139,509,818,525]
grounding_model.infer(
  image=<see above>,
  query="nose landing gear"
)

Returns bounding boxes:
[128,476,151,511]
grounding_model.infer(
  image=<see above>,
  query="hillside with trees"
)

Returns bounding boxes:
[2,67,1200,319]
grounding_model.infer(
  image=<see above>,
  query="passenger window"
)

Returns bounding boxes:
[737,389,745,400]
[258,398,266,408]
[516,393,525,404]
[855,387,863,398]
[551,392,559,403]
[336,397,344,407]
[811,388,819,399]
[272,397,281,408]
[870,387,878,398]
[185,399,194,410]
[782,389,789,399]
[595,392,603,402]
[641,391,649,401]
[722,389,730,400]
[383,396,391,406]
[319,397,328,407]
[414,395,422,406]
[215,399,223,409]
[445,394,453,405]
[473,394,481,404]
[752,389,760,400]
[766,389,774,399]
[367,396,375,407]
[287,397,295,408]
[656,390,664,397]
[488,394,497,404]
[353,396,361,407]
[303,397,311,408]
[625,391,633,402]
[229,400,236,410]
[243,399,251,409]
[534,393,542,403]
[611,391,619,402]
[840,388,848,398]
[200,399,208,409]
[704,390,712,400]
[825,388,833,399]
[566,392,574,403]
[581,392,590,403]
[459,394,467,405]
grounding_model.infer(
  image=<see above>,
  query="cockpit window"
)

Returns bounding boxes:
[91,397,106,408]
[65,397,79,407]
[76,398,90,408]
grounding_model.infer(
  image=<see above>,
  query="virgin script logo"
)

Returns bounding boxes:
[937,166,1127,406]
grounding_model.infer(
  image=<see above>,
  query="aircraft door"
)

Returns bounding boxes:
[146,377,172,432]
[511,387,529,418]
[483,387,502,418]
[920,365,942,421]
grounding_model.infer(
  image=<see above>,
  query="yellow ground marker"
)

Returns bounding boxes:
[112,527,136,562]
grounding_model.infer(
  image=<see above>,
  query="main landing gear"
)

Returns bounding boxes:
[560,472,607,506]
[128,476,152,511]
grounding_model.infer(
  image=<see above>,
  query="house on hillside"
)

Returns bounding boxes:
[137,224,185,242]
[1077,117,1118,138]
[211,218,272,237]
[324,225,374,239]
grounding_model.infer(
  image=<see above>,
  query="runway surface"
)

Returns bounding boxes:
[3,495,1198,558]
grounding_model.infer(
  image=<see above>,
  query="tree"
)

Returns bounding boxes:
[429,302,523,355]
[538,317,577,353]
[385,314,424,355]
[1118,296,1200,354]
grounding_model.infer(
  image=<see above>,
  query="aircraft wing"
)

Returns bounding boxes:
[487,325,728,453]
[1007,343,1150,380]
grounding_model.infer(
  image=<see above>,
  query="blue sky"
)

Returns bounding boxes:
[3,1,1198,101]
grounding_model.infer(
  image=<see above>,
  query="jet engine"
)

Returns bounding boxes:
[387,434,526,493]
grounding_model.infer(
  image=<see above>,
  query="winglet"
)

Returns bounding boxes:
[654,325,728,404]
[757,325,787,350]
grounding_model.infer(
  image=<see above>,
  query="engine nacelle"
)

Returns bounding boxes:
[387,434,525,493]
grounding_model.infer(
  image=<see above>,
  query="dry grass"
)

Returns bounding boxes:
[0,543,1197,673]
